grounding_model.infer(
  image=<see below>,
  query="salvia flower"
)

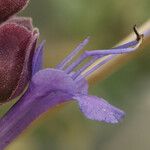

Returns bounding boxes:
[0,0,39,103]
[0,25,144,149]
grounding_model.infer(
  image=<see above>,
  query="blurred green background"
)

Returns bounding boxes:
[1,0,150,149]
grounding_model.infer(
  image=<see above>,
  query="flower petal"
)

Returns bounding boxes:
[74,95,125,123]
[30,68,77,96]
[32,41,45,76]
[75,77,88,95]
[0,0,29,22]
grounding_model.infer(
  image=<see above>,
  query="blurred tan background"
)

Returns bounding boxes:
[1,0,150,149]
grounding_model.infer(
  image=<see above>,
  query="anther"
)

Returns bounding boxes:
[133,25,144,41]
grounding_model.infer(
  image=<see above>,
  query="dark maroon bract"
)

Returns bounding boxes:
[0,0,29,22]
[0,0,38,103]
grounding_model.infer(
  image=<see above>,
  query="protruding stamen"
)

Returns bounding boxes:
[72,56,100,79]
[72,41,139,79]
[65,41,137,75]
[56,37,90,70]
[85,38,142,56]
[65,53,87,74]
[73,34,143,80]
[63,27,143,79]
[76,55,114,81]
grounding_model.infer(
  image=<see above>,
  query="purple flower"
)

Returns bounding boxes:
[0,0,39,103]
[0,25,144,149]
